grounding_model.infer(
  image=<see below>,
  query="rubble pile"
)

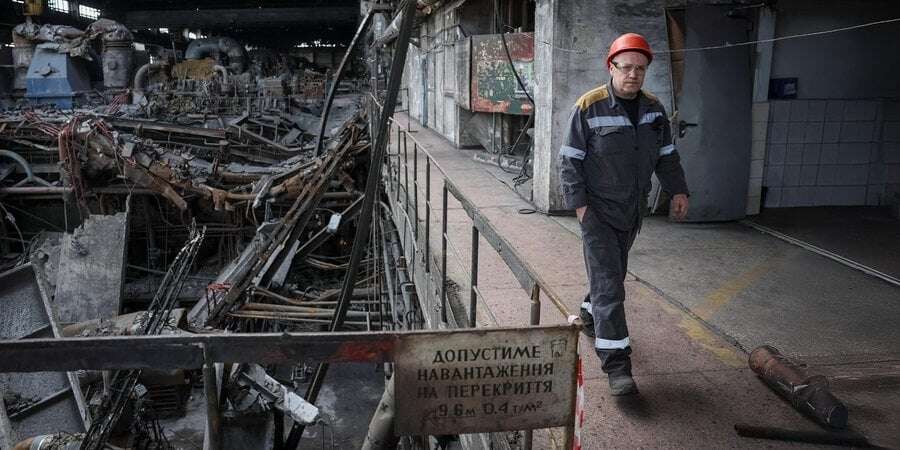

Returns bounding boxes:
[0,15,385,449]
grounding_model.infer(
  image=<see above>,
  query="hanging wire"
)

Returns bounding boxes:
[661,16,900,54]
[536,16,900,55]
[0,202,26,252]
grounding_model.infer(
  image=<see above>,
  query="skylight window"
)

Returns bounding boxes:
[78,4,100,20]
[48,0,69,13]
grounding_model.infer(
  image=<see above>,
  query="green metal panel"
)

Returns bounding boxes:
[470,32,534,115]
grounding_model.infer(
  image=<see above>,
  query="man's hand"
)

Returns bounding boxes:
[576,206,587,223]
[670,194,689,221]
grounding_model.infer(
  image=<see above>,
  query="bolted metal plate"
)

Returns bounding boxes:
[393,325,578,436]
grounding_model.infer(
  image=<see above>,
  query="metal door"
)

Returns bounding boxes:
[674,5,753,221]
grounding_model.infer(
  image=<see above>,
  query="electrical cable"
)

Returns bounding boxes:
[494,3,534,106]
[537,16,900,55]
[491,1,536,184]
[0,202,26,251]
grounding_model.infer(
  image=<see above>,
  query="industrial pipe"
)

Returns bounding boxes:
[185,37,247,73]
[361,376,399,450]
[212,64,228,84]
[314,9,374,156]
[132,62,167,102]
[383,204,416,322]
[749,346,849,429]
[373,10,403,47]
[374,1,440,47]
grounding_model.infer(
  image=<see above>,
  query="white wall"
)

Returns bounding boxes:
[760,0,900,208]
[770,0,900,99]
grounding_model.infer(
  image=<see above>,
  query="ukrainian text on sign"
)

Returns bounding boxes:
[394,325,578,435]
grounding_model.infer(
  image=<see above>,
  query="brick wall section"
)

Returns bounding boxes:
[763,99,892,207]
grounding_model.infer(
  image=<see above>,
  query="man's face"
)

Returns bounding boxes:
[608,51,649,98]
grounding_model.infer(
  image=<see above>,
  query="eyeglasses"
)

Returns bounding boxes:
[611,61,647,75]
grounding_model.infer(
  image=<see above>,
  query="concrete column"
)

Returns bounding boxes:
[532,0,673,213]
[747,7,776,215]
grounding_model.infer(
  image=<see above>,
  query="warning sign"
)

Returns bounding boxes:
[394,325,578,435]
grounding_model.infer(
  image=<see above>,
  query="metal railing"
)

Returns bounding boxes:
[369,94,577,450]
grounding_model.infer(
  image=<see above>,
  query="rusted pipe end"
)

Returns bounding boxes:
[749,345,849,429]
[750,345,810,387]
[748,345,781,373]
[806,383,849,429]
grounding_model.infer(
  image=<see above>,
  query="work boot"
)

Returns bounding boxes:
[608,372,638,396]
[579,306,595,338]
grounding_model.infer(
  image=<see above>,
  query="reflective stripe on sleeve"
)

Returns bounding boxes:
[587,115,631,129]
[639,111,663,125]
[595,337,630,350]
[659,144,676,156]
[560,145,586,160]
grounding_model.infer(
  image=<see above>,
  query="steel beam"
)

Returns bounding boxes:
[124,7,358,29]
[0,326,563,373]
[315,10,374,156]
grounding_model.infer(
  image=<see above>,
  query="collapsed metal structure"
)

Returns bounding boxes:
[0,1,425,448]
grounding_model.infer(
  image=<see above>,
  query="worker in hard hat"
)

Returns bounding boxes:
[558,33,689,396]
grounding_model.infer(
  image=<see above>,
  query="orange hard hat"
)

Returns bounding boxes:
[607,33,653,67]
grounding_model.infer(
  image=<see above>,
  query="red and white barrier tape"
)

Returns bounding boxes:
[573,356,584,450]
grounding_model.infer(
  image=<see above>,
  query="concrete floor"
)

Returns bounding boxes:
[748,206,900,279]
[389,113,900,449]
[298,363,386,450]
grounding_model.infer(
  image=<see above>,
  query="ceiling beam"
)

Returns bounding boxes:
[124,7,358,29]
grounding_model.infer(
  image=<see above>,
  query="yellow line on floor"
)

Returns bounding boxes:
[678,319,746,368]
[649,292,747,368]
[692,263,772,321]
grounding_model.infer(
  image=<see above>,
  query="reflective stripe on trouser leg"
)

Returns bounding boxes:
[580,212,637,375]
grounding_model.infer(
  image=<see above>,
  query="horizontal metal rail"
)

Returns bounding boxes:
[0,326,571,373]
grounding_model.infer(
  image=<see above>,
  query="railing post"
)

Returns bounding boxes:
[383,124,392,198]
[202,348,221,450]
[441,182,449,325]
[425,158,431,275]
[396,126,401,204]
[469,224,479,328]
[530,284,541,326]
[413,142,419,244]
[403,131,410,221]
[523,284,541,450]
